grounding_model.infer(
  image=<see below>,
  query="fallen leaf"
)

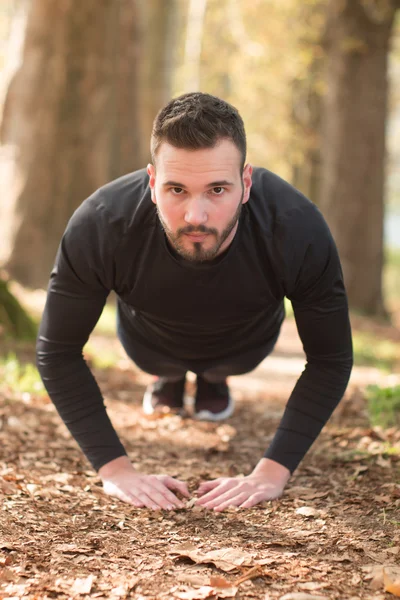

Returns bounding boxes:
[210,576,232,588]
[173,586,215,599]
[295,507,320,518]
[376,455,391,468]
[374,495,391,504]
[280,594,327,600]
[285,487,328,501]
[297,583,329,591]
[170,546,255,572]
[176,572,209,587]
[0,567,18,582]
[328,553,352,563]
[71,574,95,595]
[362,565,384,590]
[384,567,400,596]
[55,544,93,554]
[215,587,238,598]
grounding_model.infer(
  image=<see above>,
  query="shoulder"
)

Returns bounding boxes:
[68,168,153,236]
[249,166,329,242]
[91,168,152,227]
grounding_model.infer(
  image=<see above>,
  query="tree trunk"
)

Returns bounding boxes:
[137,0,180,166]
[183,0,207,93]
[320,0,398,317]
[1,0,141,289]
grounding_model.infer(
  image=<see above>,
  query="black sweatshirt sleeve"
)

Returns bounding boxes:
[264,205,353,473]
[36,193,128,472]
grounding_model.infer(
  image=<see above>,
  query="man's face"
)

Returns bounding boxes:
[147,139,253,263]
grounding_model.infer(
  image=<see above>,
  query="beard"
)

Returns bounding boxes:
[156,190,244,264]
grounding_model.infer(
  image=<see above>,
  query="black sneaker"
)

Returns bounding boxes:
[142,376,186,416]
[194,376,235,421]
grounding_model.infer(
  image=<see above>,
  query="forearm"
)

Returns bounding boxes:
[264,358,353,473]
[36,341,127,471]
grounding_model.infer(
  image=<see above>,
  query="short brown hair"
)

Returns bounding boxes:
[151,92,247,171]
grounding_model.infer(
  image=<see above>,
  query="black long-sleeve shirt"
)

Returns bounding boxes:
[36,167,353,474]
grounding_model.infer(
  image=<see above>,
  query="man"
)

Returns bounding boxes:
[37,92,353,512]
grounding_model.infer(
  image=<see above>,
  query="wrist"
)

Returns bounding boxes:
[98,455,134,479]
[251,458,291,486]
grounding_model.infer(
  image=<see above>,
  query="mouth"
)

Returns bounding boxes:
[184,233,209,242]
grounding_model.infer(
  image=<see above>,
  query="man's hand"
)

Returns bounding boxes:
[98,456,190,510]
[194,458,291,512]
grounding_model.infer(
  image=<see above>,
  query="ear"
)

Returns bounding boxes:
[147,164,156,204]
[241,164,253,204]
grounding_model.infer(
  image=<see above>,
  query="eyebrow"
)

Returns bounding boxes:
[162,180,235,188]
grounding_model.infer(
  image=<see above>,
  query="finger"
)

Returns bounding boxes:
[127,494,146,508]
[148,480,185,509]
[196,481,236,504]
[135,490,163,511]
[103,481,145,508]
[161,476,191,499]
[199,485,245,509]
[239,492,266,509]
[196,479,222,495]
[213,492,250,512]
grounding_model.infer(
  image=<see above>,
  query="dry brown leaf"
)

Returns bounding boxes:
[210,576,232,588]
[295,506,320,518]
[374,495,391,503]
[71,574,95,595]
[0,566,18,582]
[297,583,329,591]
[362,565,384,590]
[173,586,215,599]
[55,544,93,554]
[384,567,400,596]
[285,487,328,501]
[176,573,209,586]
[170,546,255,572]
[280,594,327,600]
[215,587,238,598]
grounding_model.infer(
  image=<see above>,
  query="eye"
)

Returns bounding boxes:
[211,187,225,195]
[169,187,185,195]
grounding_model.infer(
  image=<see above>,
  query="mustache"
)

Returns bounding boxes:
[178,225,218,236]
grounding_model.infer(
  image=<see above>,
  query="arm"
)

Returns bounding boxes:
[196,203,353,510]
[263,208,353,473]
[36,193,127,471]
[37,193,190,509]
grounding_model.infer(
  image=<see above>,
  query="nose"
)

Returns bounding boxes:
[184,197,208,227]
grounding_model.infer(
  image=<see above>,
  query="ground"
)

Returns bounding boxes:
[1,310,400,600]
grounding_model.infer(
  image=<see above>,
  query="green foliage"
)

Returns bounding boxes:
[0,279,37,341]
[366,384,400,428]
[284,297,294,318]
[353,332,400,372]
[0,353,45,396]
[384,247,400,303]
[84,343,121,370]
[93,302,117,337]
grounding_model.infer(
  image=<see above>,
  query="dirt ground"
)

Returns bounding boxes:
[1,317,400,600]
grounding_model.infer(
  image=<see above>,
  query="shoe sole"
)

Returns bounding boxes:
[142,388,185,416]
[193,394,235,422]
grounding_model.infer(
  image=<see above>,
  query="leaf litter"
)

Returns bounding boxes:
[1,318,400,598]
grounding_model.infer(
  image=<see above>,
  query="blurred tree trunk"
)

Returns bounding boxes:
[291,62,323,206]
[320,0,399,317]
[137,0,181,165]
[291,0,326,206]
[183,0,207,92]
[0,0,141,289]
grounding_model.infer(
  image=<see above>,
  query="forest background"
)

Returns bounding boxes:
[0,2,400,598]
